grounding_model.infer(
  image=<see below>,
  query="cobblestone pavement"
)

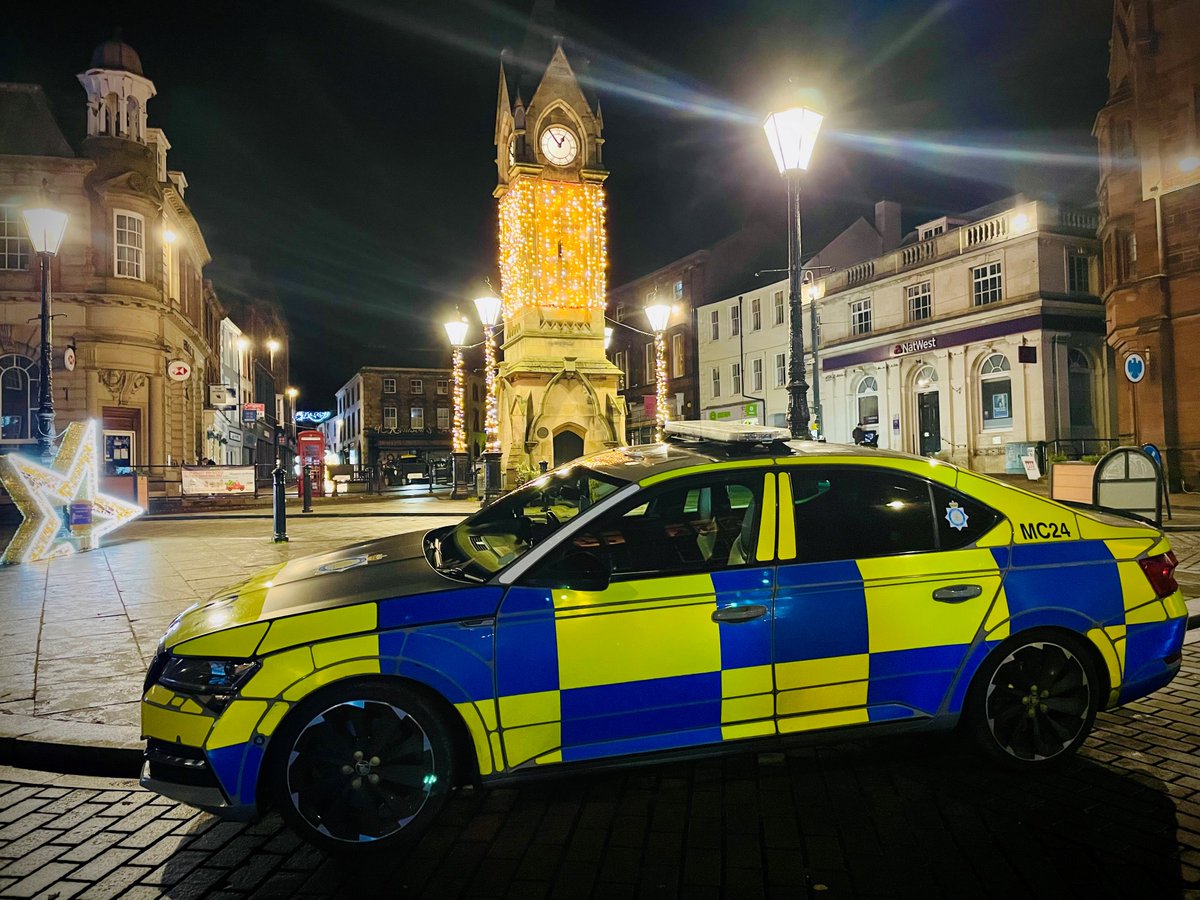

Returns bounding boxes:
[0,515,462,748]
[1,648,1199,899]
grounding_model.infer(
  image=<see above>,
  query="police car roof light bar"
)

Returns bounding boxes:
[664,420,792,444]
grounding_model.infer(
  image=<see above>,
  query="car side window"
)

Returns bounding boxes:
[930,483,1002,550]
[788,467,938,563]
[529,472,765,583]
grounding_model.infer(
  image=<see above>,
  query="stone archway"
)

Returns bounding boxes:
[553,429,585,467]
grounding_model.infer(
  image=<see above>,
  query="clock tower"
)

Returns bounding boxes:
[492,40,626,479]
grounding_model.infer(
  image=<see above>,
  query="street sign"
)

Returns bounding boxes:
[1124,352,1146,383]
[167,359,192,382]
[243,402,265,423]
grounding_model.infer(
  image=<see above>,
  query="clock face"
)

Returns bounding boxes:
[540,125,578,166]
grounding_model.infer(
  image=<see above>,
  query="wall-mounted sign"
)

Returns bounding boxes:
[294,410,333,424]
[209,384,237,408]
[243,402,265,423]
[63,345,76,372]
[708,410,731,420]
[1018,345,1037,364]
[167,359,192,381]
[1124,352,1146,384]
[892,336,937,357]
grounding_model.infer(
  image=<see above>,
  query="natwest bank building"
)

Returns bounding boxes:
[813,197,1116,474]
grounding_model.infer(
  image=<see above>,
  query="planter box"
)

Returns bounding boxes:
[1050,462,1096,504]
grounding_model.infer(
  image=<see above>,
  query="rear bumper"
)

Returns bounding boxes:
[1117,616,1187,705]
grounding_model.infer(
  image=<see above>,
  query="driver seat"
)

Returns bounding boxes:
[726,494,758,566]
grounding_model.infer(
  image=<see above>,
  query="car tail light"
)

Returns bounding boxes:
[1138,551,1179,599]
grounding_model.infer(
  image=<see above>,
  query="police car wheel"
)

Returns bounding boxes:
[967,630,1099,767]
[269,680,456,852]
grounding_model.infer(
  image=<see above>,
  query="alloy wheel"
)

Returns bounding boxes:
[984,641,1092,761]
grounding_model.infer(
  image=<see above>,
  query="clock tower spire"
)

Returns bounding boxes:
[490,39,625,478]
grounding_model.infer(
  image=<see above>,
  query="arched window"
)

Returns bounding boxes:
[914,365,938,390]
[856,375,879,428]
[0,355,38,440]
[105,93,120,136]
[1068,349,1094,427]
[980,353,1012,430]
[127,96,141,141]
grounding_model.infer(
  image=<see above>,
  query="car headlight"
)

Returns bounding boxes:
[154,656,260,712]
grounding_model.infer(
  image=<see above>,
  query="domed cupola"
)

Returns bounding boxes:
[77,32,156,143]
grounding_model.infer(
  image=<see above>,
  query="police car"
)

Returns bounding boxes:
[141,421,1186,851]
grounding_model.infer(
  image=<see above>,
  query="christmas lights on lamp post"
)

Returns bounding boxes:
[645,302,672,442]
[22,205,70,463]
[763,99,823,439]
[444,318,470,499]
[473,294,503,503]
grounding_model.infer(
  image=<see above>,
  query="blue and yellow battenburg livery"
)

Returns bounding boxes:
[141,422,1187,847]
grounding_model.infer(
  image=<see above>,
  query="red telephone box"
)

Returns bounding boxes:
[297,430,326,497]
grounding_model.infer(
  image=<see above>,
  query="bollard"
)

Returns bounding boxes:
[272,462,289,542]
[302,465,313,513]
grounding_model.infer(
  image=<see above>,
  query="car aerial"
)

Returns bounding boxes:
[140,420,1187,852]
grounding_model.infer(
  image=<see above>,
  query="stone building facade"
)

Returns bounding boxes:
[0,39,289,495]
[1095,0,1200,489]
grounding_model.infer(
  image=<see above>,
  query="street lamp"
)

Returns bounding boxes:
[444,318,469,498]
[763,99,823,439]
[645,302,672,442]
[22,205,70,462]
[473,293,503,503]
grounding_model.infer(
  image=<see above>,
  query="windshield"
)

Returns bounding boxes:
[435,467,625,580]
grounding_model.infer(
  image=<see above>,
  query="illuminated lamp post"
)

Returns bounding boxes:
[645,302,672,442]
[763,99,823,439]
[22,205,70,463]
[444,318,470,499]
[473,293,503,504]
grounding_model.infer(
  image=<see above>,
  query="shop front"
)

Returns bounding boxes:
[821,311,1113,474]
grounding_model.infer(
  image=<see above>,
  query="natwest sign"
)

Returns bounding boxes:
[892,336,937,357]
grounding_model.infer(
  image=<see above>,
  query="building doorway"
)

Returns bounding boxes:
[912,365,940,457]
[553,430,584,467]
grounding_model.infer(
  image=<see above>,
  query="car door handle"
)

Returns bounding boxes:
[712,604,768,624]
[931,584,983,603]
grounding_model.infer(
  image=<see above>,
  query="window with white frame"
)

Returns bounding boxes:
[383,378,397,394]
[643,342,654,385]
[731,362,742,396]
[615,350,628,388]
[673,279,684,299]
[773,290,785,326]
[437,407,450,430]
[907,281,932,321]
[671,333,684,378]
[775,352,786,387]
[0,206,30,271]
[850,298,872,335]
[751,358,763,392]
[856,376,879,427]
[410,378,423,393]
[1068,253,1092,293]
[711,367,721,398]
[971,262,1003,306]
[410,407,425,430]
[114,211,145,280]
[436,379,448,395]
[383,406,398,429]
[730,303,741,337]
[710,309,720,341]
[980,353,1012,429]
[751,297,762,331]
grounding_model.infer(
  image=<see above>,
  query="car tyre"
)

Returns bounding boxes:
[267,678,456,854]
[965,629,1100,768]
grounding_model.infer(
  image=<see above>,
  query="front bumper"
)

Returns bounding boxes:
[140,739,257,821]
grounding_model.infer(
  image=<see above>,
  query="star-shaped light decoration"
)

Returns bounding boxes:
[0,420,143,565]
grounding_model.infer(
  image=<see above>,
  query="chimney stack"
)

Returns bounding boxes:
[875,200,902,253]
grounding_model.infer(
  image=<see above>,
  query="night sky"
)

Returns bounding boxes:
[1,0,1112,407]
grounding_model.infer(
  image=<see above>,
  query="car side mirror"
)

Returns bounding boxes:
[531,549,610,592]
